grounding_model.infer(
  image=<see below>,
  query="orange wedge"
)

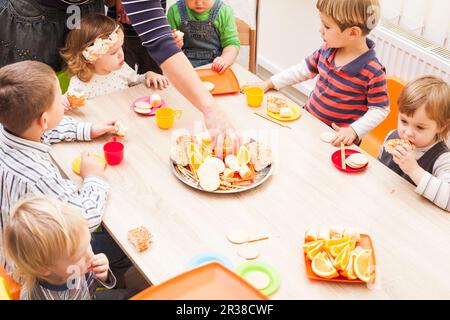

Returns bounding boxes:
[311,252,339,279]
[186,142,201,157]
[333,245,351,271]
[341,251,358,280]
[307,242,324,261]
[329,241,350,258]
[354,249,373,283]
[303,240,325,254]
[324,237,350,249]
[237,146,251,165]
[189,151,203,171]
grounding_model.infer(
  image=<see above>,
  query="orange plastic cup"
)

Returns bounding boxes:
[155,107,182,129]
[244,86,264,107]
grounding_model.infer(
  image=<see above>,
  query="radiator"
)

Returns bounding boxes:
[369,22,450,83]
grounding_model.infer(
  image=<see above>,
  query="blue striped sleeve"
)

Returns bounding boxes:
[122,0,181,65]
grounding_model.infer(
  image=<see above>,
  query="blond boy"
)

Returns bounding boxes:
[3,197,117,300]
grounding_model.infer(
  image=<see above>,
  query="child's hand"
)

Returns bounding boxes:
[62,93,73,113]
[212,56,231,74]
[172,29,184,48]
[91,120,118,139]
[91,253,109,283]
[145,72,169,90]
[242,80,273,93]
[80,152,105,178]
[392,144,419,175]
[330,123,358,146]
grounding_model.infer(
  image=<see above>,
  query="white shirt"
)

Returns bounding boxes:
[68,63,146,100]
[0,117,109,274]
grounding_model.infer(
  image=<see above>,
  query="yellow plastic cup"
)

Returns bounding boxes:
[244,86,264,107]
[155,107,182,129]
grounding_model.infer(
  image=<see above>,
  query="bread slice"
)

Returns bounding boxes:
[128,226,152,252]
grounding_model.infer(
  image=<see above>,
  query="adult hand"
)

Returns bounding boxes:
[115,0,131,24]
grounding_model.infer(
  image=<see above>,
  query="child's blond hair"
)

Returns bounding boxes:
[3,197,89,288]
[60,13,122,82]
[0,61,57,135]
[398,76,450,141]
[316,0,381,35]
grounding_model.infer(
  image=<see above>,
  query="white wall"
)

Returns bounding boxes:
[258,0,322,95]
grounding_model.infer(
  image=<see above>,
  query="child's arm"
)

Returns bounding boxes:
[34,172,109,231]
[394,148,450,212]
[42,117,117,144]
[330,107,389,146]
[42,116,92,144]
[212,45,239,74]
[249,58,317,93]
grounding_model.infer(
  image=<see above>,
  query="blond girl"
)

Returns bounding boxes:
[61,13,169,111]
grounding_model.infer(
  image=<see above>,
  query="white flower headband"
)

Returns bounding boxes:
[82,25,120,62]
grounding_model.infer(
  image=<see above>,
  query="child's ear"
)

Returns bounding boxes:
[38,112,49,132]
[348,26,363,39]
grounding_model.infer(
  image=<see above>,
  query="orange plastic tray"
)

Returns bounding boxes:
[304,234,376,283]
[196,68,240,95]
[131,262,268,300]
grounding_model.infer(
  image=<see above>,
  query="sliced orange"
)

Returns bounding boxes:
[237,146,251,165]
[303,239,325,254]
[311,252,339,279]
[324,237,350,249]
[341,251,358,280]
[329,241,350,258]
[189,151,203,171]
[307,242,324,261]
[333,244,351,271]
[354,249,373,283]
[186,142,202,157]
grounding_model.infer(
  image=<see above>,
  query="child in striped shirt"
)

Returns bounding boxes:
[3,197,119,300]
[256,0,389,147]
[378,76,450,212]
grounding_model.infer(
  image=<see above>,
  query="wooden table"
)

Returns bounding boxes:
[51,64,450,299]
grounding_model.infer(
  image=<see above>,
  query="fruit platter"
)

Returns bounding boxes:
[170,134,274,193]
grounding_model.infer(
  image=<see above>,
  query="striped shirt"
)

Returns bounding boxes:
[304,39,389,127]
[0,116,109,273]
[122,0,181,65]
[23,271,116,300]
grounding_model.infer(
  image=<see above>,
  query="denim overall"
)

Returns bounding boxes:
[0,0,103,70]
[177,0,223,68]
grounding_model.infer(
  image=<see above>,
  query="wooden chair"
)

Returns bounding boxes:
[360,76,406,157]
[235,17,257,74]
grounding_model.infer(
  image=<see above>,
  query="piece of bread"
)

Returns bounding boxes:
[67,90,87,108]
[267,95,287,114]
[128,226,152,252]
[385,138,414,154]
